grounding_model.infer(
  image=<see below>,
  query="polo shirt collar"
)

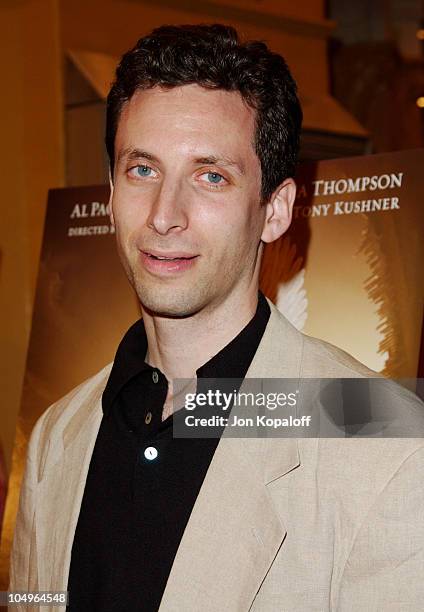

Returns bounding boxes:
[102,291,270,416]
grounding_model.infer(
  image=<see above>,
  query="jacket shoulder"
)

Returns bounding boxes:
[301,333,376,378]
[266,301,424,435]
[266,299,376,378]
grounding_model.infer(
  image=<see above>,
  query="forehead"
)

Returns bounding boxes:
[115,84,258,161]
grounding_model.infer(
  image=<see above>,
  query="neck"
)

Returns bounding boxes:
[142,287,259,381]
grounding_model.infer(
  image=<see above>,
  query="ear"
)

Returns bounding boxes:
[108,169,115,226]
[261,178,296,244]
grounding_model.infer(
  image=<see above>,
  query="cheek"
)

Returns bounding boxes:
[223,204,263,246]
[199,196,261,242]
[112,191,149,233]
[202,213,258,263]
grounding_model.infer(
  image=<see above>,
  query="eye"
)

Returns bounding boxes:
[199,171,227,186]
[128,164,157,179]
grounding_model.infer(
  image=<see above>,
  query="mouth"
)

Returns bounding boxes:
[139,249,199,274]
[142,250,198,261]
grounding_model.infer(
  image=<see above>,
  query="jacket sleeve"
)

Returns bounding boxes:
[337,443,424,610]
[9,413,47,594]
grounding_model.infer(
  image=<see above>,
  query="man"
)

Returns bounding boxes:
[10,24,424,611]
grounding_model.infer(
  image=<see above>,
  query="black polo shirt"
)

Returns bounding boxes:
[67,291,270,611]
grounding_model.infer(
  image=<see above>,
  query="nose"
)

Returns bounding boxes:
[146,179,189,236]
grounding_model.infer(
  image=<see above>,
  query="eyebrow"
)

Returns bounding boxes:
[117,148,158,165]
[116,148,245,175]
[194,156,245,176]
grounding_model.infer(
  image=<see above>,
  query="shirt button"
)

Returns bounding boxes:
[145,411,152,425]
[144,446,158,461]
[152,371,159,383]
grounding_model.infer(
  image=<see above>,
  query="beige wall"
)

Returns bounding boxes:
[60,0,332,94]
[0,0,64,476]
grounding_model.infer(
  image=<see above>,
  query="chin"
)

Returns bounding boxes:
[135,286,206,319]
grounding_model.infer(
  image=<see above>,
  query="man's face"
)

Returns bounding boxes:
[110,84,267,317]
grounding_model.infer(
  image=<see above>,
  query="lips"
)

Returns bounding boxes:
[139,249,199,275]
[142,250,197,261]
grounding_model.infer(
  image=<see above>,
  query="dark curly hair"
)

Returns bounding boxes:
[106,24,302,202]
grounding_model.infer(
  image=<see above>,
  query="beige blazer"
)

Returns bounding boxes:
[10,301,424,611]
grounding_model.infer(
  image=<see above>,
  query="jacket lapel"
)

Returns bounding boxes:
[159,301,304,610]
[159,436,299,611]
[35,378,105,592]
